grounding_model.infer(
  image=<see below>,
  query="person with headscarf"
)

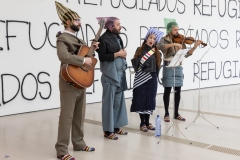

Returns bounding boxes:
[157,18,202,122]
[130,28,164,132]
[96,17,128,140]
[54,2,99,160]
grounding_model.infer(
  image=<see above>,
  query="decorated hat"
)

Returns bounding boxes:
[55,1,80,26]
[97,17,119,31]
[144,27,164,44]
[164,18,178,33]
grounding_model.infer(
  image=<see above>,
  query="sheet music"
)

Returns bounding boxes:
[166,49,190,68]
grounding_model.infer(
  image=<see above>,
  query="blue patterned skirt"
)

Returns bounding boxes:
[162,66,183,87]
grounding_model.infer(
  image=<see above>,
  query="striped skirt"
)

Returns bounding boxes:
[130,72,158,113]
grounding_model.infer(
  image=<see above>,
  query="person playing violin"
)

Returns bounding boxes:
[157,20,202,122]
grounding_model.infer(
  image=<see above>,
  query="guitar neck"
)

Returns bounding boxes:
[88,27,103,56]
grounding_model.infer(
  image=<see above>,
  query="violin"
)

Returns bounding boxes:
[173,33,207,47]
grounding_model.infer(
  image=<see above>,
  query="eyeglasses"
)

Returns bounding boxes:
[74,19,81,22]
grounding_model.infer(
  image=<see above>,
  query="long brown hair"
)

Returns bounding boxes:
[134,41,162,67]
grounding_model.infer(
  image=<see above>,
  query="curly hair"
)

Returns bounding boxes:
[134,40,162,67]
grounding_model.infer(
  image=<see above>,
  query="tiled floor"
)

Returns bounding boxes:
[1,84,240,160]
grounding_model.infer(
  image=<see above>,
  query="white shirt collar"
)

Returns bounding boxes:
[62,30,76,36]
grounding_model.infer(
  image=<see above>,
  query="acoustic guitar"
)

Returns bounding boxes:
[61,19,105,89]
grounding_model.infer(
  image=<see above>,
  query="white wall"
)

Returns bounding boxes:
[0,0,240,116]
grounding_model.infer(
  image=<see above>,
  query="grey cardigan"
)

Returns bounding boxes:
[157,34,191,61]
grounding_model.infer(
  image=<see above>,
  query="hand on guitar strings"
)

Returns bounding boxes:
[84,57,92,65]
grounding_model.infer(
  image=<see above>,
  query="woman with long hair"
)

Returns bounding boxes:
[131,28,164,132]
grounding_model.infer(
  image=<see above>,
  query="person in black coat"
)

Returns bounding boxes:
[131,28,164,132]
[96,17,128,140]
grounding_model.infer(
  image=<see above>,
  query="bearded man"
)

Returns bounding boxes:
[55,2,99,159]
[96,17,128,140]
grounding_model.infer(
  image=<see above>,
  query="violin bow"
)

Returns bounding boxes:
[181,25,191,46]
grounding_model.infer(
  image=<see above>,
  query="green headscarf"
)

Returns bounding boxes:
[164,18,178,33]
